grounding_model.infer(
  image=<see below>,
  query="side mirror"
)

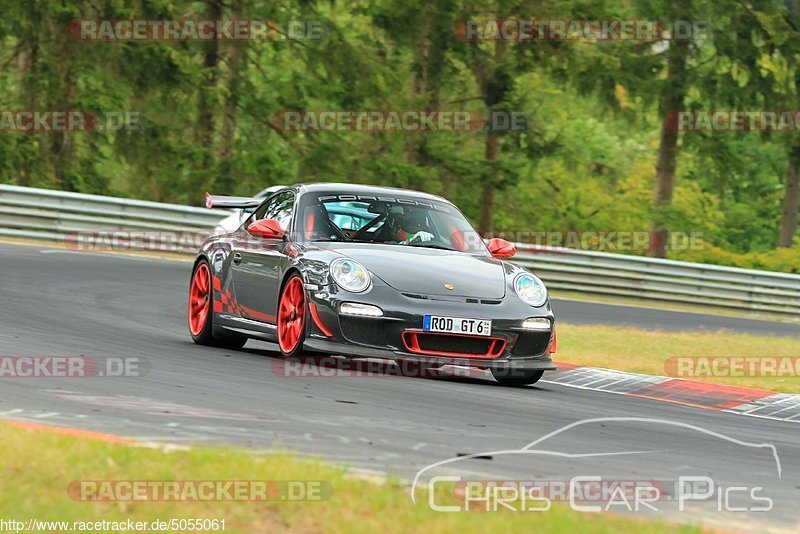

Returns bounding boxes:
[248,218,285,239]
[487,238,516,259]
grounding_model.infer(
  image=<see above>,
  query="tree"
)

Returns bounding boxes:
[450,0,564,232]
[778,0,800,247]
[650,1,692,257]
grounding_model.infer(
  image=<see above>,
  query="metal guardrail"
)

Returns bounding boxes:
[513,244,800,315]
[0,184,224,253]
[2,184,800,315]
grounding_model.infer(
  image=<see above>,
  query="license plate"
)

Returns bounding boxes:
[423,315,492,337]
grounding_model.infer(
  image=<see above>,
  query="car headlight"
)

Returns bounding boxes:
[330,258,371,292]
[514,273,548,307]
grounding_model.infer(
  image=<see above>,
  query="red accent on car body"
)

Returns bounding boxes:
[305,211,315,240]
[248,218,285,239]
[308,302,333,337]
[402,330,506,359]
[487,238,516,259]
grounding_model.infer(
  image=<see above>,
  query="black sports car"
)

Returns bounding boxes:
[189,183,556,386]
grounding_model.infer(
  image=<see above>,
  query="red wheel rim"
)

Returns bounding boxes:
[189,263,211,336]
[278,277,305,353]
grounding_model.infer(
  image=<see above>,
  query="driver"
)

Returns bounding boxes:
[394,210,434,244]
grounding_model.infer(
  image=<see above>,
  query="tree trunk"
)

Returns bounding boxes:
[403,0,450,188]
[479,131,501,232]
[16,46,35,186]
[650,115,681,257]
[473,37,508,234]
[649,10,690,258]
[404,74,428,169]
[779,144,800,247]
[217,41,244,192]
[194,0,224,195]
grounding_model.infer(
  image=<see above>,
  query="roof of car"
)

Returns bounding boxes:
[293,183,453,205]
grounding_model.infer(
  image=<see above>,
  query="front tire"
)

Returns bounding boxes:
[189,259,247,349]
[490,368,544,387]
[277,274,307,357]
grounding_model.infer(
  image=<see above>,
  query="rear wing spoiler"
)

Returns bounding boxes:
[204,192,263,210]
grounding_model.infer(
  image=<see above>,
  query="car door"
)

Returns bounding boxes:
[230,190,296,323]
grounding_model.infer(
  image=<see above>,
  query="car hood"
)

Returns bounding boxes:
[319,243,507,299]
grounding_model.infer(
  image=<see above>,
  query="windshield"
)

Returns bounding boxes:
[296,193,488,254]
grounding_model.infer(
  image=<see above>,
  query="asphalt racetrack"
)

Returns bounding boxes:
[1,242,798,531]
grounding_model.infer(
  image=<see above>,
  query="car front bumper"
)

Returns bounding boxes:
[304,282,557,371]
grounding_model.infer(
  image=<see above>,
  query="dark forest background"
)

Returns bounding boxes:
[2,0,800,271]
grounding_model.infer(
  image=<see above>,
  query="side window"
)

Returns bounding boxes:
[246,191,295,230]
[247,195,277,226]
[248,202,271,222]
[263,192,295,231]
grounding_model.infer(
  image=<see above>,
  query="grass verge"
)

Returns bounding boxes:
[558,324,800,394]
[0,421,696,533]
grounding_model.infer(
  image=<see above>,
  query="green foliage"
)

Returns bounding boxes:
[0,0,798,272]
[675,240,800,274]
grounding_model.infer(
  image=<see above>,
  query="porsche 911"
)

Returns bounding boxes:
[190,183,556,386]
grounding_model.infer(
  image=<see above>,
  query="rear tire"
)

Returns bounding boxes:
[189,259,247,350]
[490,368,544,387]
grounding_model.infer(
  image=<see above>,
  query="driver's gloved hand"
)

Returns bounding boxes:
[409,231,434,242]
